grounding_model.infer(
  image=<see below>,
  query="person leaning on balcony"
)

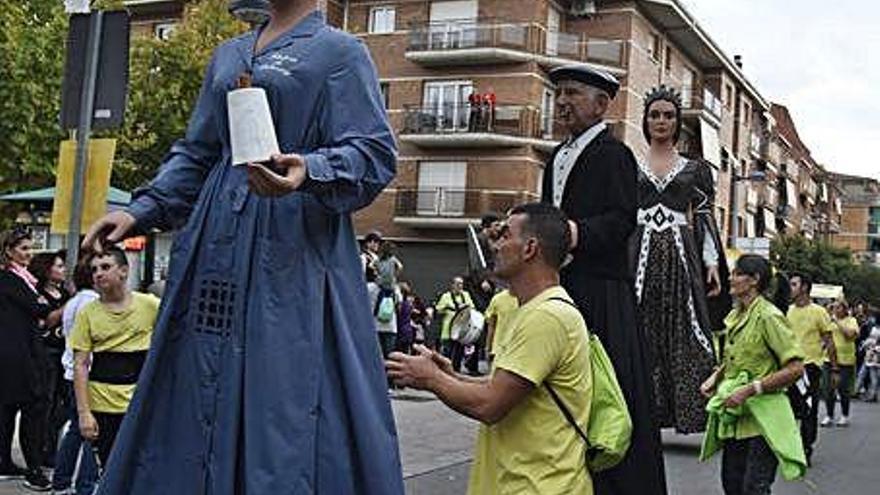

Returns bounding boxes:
[468,91,483,132]
[541,64,667,495]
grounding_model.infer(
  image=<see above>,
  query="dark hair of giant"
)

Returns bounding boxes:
[93,246,128,269]
[642,90,683,145]
[735,254,771,293]
[507,202,571,269]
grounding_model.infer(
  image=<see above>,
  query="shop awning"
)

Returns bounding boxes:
[0,186,131,207]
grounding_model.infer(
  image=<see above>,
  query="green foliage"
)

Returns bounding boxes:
[0,0,68,190]
[112,0,247,189]
[0,0,246,193]
[771,234,880,306]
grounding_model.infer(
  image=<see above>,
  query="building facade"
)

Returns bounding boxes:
[832,174,880,265]
[121,0,850,295]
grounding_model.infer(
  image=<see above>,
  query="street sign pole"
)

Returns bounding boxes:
[66,11,103,272]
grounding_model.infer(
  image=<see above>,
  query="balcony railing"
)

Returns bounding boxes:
[401,102,547,140]
[406,19,626,68]
[394,188,530,219]
[681,85,723,121]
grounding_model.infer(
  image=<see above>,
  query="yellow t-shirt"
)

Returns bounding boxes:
[484,290,519,351]
[70,292,160,414]
[786,303,831,365]
[826,316,858,366]
[468,286,592,495]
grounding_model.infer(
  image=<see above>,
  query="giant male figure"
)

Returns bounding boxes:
[541,65,667,495]
[82,2,404,493]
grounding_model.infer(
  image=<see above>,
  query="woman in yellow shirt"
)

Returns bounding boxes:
[821,300,859,427]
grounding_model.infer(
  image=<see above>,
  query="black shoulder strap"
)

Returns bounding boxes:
[543,296,590,448]
[544,382,590,448]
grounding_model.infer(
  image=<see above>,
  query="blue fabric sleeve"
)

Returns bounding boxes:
[127,55,222,231]
[299,40,397,213]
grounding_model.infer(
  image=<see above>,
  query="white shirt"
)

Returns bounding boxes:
[551,121,607,207]
[61,289,99,381]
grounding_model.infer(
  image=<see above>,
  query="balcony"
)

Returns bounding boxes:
[400,103,559,151]
[681,86,723,128]
[750,131,763,158]
[406,19,626,73]
[393,188,534,228]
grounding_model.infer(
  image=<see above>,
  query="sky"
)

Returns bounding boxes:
[680,0,880,179]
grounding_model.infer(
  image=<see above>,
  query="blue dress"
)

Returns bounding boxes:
[96,12,404,494]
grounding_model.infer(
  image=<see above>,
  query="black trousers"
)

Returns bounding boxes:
[801,363,822,458]
[93,412,125,468]
[722,436,779,495]
[0,399,48,471]
[823,364,855,418]
[441,340,466,373]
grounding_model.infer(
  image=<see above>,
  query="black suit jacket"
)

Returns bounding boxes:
[541,128,638,282]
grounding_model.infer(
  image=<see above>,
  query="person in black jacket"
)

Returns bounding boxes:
[541,65,667,495]
[0,227,63,491]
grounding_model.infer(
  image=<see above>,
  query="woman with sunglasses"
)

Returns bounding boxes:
[700,255,807,493]
[632,85,731,434]
[0,228,63,491]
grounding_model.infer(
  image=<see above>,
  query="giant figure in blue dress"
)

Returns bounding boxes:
[83,5,405,494]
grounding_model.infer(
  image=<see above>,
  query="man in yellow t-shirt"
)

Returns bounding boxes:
[821,301,859,427]
[484,289,518,361]
[786,272,834,463]
[71,247,160,466]
[387,203,595,494]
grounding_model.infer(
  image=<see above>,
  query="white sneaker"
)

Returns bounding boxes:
[820,416,833,427]
[836,416,850,427]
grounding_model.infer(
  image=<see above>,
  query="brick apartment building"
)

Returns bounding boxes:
[832,173,880,264]
[122,0,853,294]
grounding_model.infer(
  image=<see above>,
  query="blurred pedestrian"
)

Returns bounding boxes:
[821,301,858,427]
[29,251,71,467]
[856,320,880,401]
[435,276,475,372]
[700,255,807,494]
[51,256,99,495]
[396,281,415,355]
[71,248,160,466]
[484,288,518,364]
[787,272,835,464]
[0,227,63,491]
[361,231,382,281]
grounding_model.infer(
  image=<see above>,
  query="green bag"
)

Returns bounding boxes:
[545,298,633,472]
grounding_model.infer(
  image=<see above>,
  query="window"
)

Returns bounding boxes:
[428,0,478,48]
[380,82,390,109]
[664,45,673,72]
[742,102,751,128]
[369,6,396,34]
[716,206,727,234]
[154,22,176,40]
[724,84,733,110]
[650,34,661,62]
[423,80,473,132]
[417,161,467,216]
[541,88,555,138]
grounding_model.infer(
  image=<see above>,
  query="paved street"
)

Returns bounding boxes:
[3,393,878,494]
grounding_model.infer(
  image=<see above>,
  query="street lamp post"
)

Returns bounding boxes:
[729,170,767,249]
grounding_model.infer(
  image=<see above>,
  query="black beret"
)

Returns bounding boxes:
[549,64,620,98]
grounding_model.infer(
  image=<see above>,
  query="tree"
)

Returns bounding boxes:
[0,0,246,194]
[112,0,247,190]
[771,234,880,307]
[0,0,68,190]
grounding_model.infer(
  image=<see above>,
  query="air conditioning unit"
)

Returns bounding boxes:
[571,0,597,16]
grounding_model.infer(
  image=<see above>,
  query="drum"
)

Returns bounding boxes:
[450,308,485,346]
